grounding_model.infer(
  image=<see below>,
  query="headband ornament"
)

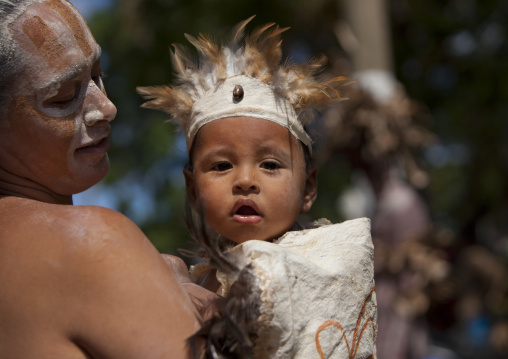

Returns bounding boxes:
[137,15,347,152]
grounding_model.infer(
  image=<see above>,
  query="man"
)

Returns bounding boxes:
[0,1,218,357]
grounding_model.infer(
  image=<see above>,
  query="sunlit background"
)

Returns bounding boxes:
[69,1,508,358]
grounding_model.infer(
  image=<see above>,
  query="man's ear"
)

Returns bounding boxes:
[183,167,198,211]
[301,166,318,213]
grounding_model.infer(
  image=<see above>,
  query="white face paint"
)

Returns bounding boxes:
[0,0,117,196]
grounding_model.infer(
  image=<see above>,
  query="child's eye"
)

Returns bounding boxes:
[261,161,281,171]
[212,162,232,171]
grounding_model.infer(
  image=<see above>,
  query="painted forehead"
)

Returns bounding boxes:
[17,0,95,66]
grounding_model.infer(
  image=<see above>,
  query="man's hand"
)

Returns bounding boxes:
[161,254,224,322]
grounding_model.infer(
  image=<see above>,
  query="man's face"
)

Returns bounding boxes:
[0,0,117,196]
[185,117,317,244]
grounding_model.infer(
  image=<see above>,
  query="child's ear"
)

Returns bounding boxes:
[301,167,318,213]
[183,167,198,211]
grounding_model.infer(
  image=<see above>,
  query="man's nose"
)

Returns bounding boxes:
[84,81,117,126]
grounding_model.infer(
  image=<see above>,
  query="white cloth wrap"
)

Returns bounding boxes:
[188,75,312,151]
[221,218,377,358]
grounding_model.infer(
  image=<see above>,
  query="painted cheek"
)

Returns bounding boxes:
[12,96,77,138]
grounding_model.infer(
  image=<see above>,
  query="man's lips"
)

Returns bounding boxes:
[231,198,262,225]
[76,136,110,154]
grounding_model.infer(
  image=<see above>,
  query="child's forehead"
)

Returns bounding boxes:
[193,116,306,158]
[198,116,294,142]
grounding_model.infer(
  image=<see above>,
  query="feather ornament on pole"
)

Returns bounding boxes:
[137,16,347,152]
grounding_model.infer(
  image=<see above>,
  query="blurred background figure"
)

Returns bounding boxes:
[71,0,508,358]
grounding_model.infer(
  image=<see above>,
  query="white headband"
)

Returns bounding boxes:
[188,75,312,152]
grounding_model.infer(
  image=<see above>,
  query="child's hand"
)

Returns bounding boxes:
[161,254,224,322]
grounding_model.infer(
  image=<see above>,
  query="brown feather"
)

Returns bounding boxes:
[197,33,221,63]
[227,15,256,47]
[137,86,193,129]
[170,45,190,78]
[249,22,276,41]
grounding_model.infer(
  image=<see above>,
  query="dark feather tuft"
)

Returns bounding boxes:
[188,267,261,359]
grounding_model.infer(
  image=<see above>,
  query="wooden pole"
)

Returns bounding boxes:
[341,0,393,73]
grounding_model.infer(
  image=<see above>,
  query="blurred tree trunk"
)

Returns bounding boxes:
[341,0,393,73]
[340,1,431,358]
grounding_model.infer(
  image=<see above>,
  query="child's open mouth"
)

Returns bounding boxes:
[232,200,262,225]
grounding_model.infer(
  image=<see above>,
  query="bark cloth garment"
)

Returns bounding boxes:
[191,217,377,358]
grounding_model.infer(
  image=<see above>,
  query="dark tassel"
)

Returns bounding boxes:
[184,200,238,274]
[189,267,261,358]
[184,201,261,358]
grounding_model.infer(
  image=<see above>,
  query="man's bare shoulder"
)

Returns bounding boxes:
[0,197,200,359]
[0,196,144,250]
[0,198,159,306]
[0,196,155,298]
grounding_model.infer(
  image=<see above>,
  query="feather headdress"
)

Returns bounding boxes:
[137,15,346,152]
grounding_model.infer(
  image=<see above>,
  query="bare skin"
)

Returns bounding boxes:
[0,199,205,359]
[0,1,219,358]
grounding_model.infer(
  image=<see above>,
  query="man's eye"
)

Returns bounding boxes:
[261,161,281,170]
[49,92,78,108]
[92,73,104,88]
[45,82,80,108]
[212,162,232,171]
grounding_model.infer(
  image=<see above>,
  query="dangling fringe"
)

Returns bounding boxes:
[184,201,260,358]
[184,201,237,274]
[188,267,261,359]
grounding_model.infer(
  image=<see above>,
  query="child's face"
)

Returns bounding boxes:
[185,117,317,244]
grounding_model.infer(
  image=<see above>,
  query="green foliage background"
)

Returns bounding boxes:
[79,0,508,262]
[67,0,508,355]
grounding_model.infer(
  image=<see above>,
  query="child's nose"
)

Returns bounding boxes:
[233,167,260,193]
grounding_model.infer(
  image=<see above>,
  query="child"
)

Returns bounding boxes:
[138,16,377,359]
